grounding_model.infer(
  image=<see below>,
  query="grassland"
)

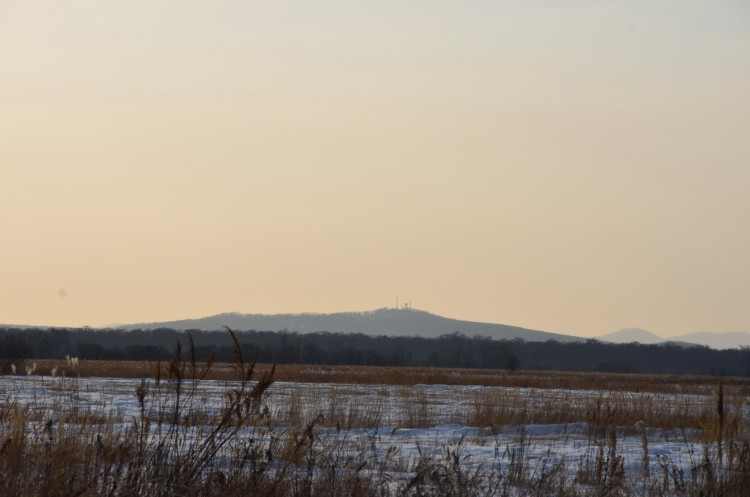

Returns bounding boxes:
[30,357,750,393]
[2,340,750,496]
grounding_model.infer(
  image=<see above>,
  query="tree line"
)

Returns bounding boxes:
[1,327,749,376]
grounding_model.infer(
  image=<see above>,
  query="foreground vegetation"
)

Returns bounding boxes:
[0,349,748,495]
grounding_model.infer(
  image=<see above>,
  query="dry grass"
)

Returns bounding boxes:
[3,344,748,496]
[31,359,750,394]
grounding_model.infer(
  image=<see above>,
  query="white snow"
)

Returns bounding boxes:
[0,374,732,490]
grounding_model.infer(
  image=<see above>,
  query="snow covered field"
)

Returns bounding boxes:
[1,373,739,496]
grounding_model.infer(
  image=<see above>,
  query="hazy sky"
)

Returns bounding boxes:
[1,1,749,337]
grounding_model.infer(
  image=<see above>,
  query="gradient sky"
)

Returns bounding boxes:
[1,1,749,337]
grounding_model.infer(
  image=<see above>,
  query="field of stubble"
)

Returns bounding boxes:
[2,348,749,496]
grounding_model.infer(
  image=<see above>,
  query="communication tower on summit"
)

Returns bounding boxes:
[395,296,412,310]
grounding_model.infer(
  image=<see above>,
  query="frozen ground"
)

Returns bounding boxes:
[0,374,726,486]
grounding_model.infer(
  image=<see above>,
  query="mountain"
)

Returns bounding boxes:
[599,328,750,350]
[117,308,583,342]
[599,328,664,345]
[670,331,750,350]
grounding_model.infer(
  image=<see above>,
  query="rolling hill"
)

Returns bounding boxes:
[599,328,750,350]
[117,307,583,342]
[598,328,665,345]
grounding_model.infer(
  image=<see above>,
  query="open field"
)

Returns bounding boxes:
[2,351,749,496]
[28,358,750,393]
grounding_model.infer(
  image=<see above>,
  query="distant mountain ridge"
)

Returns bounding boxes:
[599,328,750,350]
[117,308,583,342]
[598,328,664,345]
[9,310,747,349]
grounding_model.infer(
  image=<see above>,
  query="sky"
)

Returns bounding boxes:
[1,1,749,337]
